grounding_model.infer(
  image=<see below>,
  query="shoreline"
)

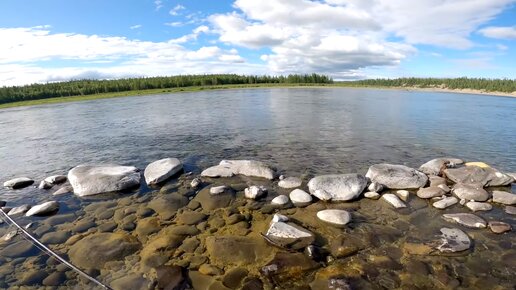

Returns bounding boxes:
[0,83,514,110]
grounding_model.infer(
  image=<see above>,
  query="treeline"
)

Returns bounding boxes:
[0,74,333,104]
[340,77,515,93]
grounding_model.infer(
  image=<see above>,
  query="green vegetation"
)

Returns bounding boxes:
[0,74,332,105]
[337,77,516,93]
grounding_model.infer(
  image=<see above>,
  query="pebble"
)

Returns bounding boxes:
[244,185,267,199]
[382,194,406,208]
[492,191,516,205]
[278,177,302,189]
[38,180,53,189]
[289,189,312,206]
[316,209,351,227]
[272,213,289,222]
[505,206,516,215]
[190,178,201,189]
[210,185,227,195]
[271,195,289,205]
[432,196,458,209]
[396,190,410,202]
[417,187,445,199]
[368,182,384,193]
[488,221,511,234]
[3,177,34,189]
[364,191,380,199]
[466,201,492,212]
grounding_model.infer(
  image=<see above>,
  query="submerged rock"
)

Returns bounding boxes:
[444,166,514,187]
[68,164,141,196]
[3,177,34,189]
[316,209,351,227]
[417,187,444,199]
[53,185,73,196]
[7,204,31,216]
[206,236,271,265]
[465,201,492,212]
[366,164,428,189]
[381,193,406,208]
[289,189,312,206]
[148,193,189,220]
[144,158,183,185]
[25,201,59,216]
[261,252,319,282]
[492,191,516,205]
[38,180,53,190]
[201,160,275,179]
[44,175,67,185]
[149,265,187,290]
[190,178,201,189]
[278,177,302,189]
[271,195,290,206]
[437,228,471,253]
[488,221,511,234]
[419,158,463,176]
[245,185,267,199]
[442,213,486,228]
[265,219,315,250]
[505,206,516,215]
[194,186,235,211]
[308,174,368,201]
[433,197,458,209]
[452,184,489,201]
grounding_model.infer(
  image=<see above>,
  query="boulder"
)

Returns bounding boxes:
[465,201,492,212]
[201,160,274,179]
[492,191,516,205]
[419,158,464,176]
[307,174,368,201]
[452,184,489,201]
[278,177,302,189]
[25,201,59,216]
[417,187,445,199]
[244,185,267,199]
[289,189,312,206]
[433,197,458,209]
[3,177,34,189]
[444,166,514,187]
[381,194,406,208]
[271,195,290,206]
[68,164,141,196]
[442,213,486,228]
[44,175,67,185]
[265,220,315,250]
[437,228,471,253]
[366,164,428,189]
[144,158,183,185]
[316,209,351,227]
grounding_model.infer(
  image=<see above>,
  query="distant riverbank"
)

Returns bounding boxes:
[0,83,514,110]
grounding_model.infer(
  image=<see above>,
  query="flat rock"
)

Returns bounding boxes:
[265,220,315,250]
[452,183,489,201]
[44,175,67,185]
[505,206,516,215]
[278,177,302,189]
[3,177,34,189]
[289,189,312,206]
[25,201,59,216]
[271,195,290,205]
[210,185,228,195]
[364,191,380,199]
[53,185,73,196]
[429,176,448,187]
[148,193,189,220]
[316,209,351,227]
[272,213,289,222]
[194,187,235,211]
[368,182,384,193]
[366,164,428,189]
[437,228,471,253]
[465,201,492,212]
[206,236,270,265]
[307,174,368,201]
[442,213,486,228]
[488,221,511,234]
[433,197,458,209]
[68,164,141,196]
[417,187,444,199]
[144,158,183,185]
[245,185,267,199]
[201,160,274,179]
[419,158,464,176]
[492,191,516,205]
[7,204,31,216]
[444,166,514,187]
[396,190,410,201]
[381,193,406,208]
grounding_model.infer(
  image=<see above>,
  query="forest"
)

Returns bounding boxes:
[0,74,332,104]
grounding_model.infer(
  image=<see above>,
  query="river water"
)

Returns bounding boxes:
[0,88,514,289]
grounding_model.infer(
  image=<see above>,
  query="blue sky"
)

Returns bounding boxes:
[0,0,515,86]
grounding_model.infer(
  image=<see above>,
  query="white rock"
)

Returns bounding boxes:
[452,184,489,202]
[316,209,351,227]
[419,158,464,176]
[442,213,486,228]
[266,221,313,239]
[278,177,302,189]
[381,194,406,208]
[364,191,380,199]
[289,189,312,206]
[210,185,227,195]
[368,182,384,193]
[271,195,290,206]
[432,196,458,209]
[190,178,201,189]
[505,206,516,215]
[308,174,368,201]
[437,228,471,253]
[3,177,34,189]
[144,158,183,185]
[460,199,467,205]
[313,189,333,201]
[53,186,73,196]
[7,205,31,216]
[244,185,267,199]
[38,180,53,190]
[201,160,274,179]
[437,184,451,193]
[492,191,516,205]
[272,213,289,222]
[366,164,428,189]
[68,164,141,197]
[396,190,410,202]
[25,201,59,216]
[44,175,67,185]
[466,201,492,212]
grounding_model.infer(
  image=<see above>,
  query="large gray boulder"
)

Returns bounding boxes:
[419,158,464,176]
[3,177,34,189]
[452,183,489,201]
[144,158,183,185]
[68,164,141,197]
[307,174,368,201]
[201,160,274,179]
[444,166,514,187]
[366,164,428,189]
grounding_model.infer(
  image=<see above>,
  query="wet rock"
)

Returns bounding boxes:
[150,265,187,290]
[505,205,516,215]
[144,158,183,185]
[316,209,351,227]
[438,184,451,193]
[68,232,140,269]
[134,217,161,242]
[3,177,34,189]
[444,166,514,187]
[265,220,315,250]
[368,182,384,193]
[176,211,207,225]
[452,183,489,201]
[466,201,492,212]
[53,185,73,196]
[42,271,66,286]
[308,174,368,201]
[278,177,302,189]
[492,191,516,205]
[111,273,150,290]
[20,269,47,286]
[199,264,223,276]
[44,175,67,185]
[38,180,53,189]
[190,177,202,189]
[72,218,96,233]
[201,160,275,179]
[488,221,511,234]
[0,240,37,257]
[364,191,380,199]
[329,234,364,258]
[429,176,448,187]
[244,185,267,200]
[419,158,463,176]
[366,164,428,189]
[227,214,245,225]
[271,195,290,205]
[210,185,229,195]
[194,187,235,211]
[140,232,184,270]
[41,231,70,244]
[289,189,312,206]
[241,277,264,290]
[168,225,200,236]
[68,164,141,196]
[98,221,117,232]
[261,252,319,282]
[148,193,189,220]
[381,194,406,208]
[442,213,486,228]
[304,245,327,262]
[222,268,248,289]
[396,190,410,201]
[433,197,458,209]
[417,187,445,199]
[178,237,200,253]
[206,236,271,265]
[7,204,30,216]
[272,213,289,222]
[437,228,471,253]
[25,201,59,216]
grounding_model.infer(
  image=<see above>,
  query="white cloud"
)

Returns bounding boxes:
[129,24,142,30]
[169,4,185,16]
[496,44,509,51]
[165,21,183,27]
[154,0,163,11]
[169,25,209,44]
[478,26,516,40]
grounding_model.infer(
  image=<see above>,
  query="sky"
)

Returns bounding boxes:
[0,0,515,87]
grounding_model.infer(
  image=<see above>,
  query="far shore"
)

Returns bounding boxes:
[0,83,514,110]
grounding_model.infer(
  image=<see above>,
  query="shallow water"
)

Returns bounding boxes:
[0,88,515,289]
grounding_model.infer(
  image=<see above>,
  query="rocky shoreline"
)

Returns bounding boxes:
[0,157,515,289]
